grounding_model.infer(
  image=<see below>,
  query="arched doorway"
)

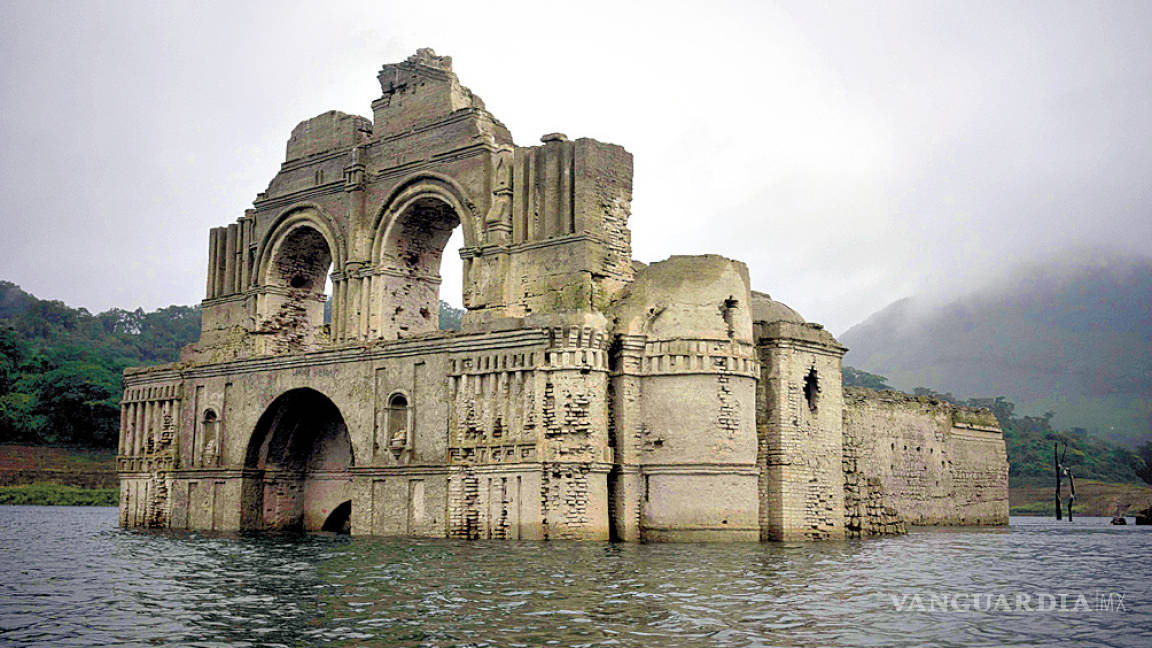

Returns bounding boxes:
[241,388,353,532]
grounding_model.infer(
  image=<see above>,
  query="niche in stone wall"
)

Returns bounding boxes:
[386,392,410,452]
[200,409,220,467]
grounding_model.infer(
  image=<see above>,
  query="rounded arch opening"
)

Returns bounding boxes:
[383,196,460,280]
[264,225,332,291]
[256,205,345,285]
[257,221,335,352]
[246,388,353,471]
[321,500,352,534]
[242,388,354,532]
[370,175,477,257]
[373,191,468,338]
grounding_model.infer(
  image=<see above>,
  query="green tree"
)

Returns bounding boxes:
[438,300,464,331]
[31,362,121,446]
[0,327,26,393]
[0,282,202,447]
[842,366,893,390]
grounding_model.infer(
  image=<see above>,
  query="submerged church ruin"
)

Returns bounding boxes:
[118,50,1008,541]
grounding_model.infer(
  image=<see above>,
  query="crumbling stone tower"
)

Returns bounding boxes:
[751,292,847,540]
[117,49,1008,541]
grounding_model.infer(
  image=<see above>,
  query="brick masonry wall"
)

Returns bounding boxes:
[758,341,846,541]
[842,388,1009,528]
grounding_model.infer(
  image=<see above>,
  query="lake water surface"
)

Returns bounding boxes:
[1,506,1149,647]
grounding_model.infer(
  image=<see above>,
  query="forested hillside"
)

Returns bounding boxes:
[1,281,468,449]
[0,281,200,448]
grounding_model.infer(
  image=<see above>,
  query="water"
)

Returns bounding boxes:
[1,507,1149,647]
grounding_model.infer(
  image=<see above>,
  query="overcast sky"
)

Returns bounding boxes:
[2,0,1150,335]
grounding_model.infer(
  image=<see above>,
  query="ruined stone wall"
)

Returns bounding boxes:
[123,49,1017,543]
[123,326,613,539]
[841,428,907,539]
[117,377,181,528]
[442,325,613,540]
[842,388,1009,529]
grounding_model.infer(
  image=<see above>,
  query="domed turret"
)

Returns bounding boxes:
[750,290,805,324]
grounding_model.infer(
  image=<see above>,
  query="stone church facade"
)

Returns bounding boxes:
[118,50,1008,541]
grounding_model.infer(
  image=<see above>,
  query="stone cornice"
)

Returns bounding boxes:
[279,148,351,173]
[637,463,760,476]
[756,336,847,358]
[253,181,346,211]
[179,329,550,379]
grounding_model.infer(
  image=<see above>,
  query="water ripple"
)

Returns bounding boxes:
[1,508,1150,647]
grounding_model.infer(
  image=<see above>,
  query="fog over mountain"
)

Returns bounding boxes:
[842,250,1152,447]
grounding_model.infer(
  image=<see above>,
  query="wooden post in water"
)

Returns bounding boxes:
[1054,442,1062,520]
[1066,468,1076,521]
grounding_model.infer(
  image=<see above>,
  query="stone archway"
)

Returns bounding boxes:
[255,213,339,353]
[322,500,352,534]
[372,193,465,338]
[240,388,353,532]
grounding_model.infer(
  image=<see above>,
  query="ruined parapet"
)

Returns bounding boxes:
[842,387,1009,527]
[462,135,634,328]
[188,49,632,364]
[372,48,494,138]
[285,111,373,165]
[753,292,847,541]
[608,256,760,542]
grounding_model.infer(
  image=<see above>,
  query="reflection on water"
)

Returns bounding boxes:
[1,507,1149,647]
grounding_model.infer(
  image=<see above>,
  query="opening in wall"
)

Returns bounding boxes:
[262,224,333,351]
[322,500,351,533]
[722,297,739,338]
[323,274,333,325]
[378,195,462,338]
[804,367,820,412]
[441,227,464,316]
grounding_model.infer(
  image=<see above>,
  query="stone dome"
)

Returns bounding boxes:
[750,290,805,324]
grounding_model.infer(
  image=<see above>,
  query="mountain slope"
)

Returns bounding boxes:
[841,254,1152,447]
